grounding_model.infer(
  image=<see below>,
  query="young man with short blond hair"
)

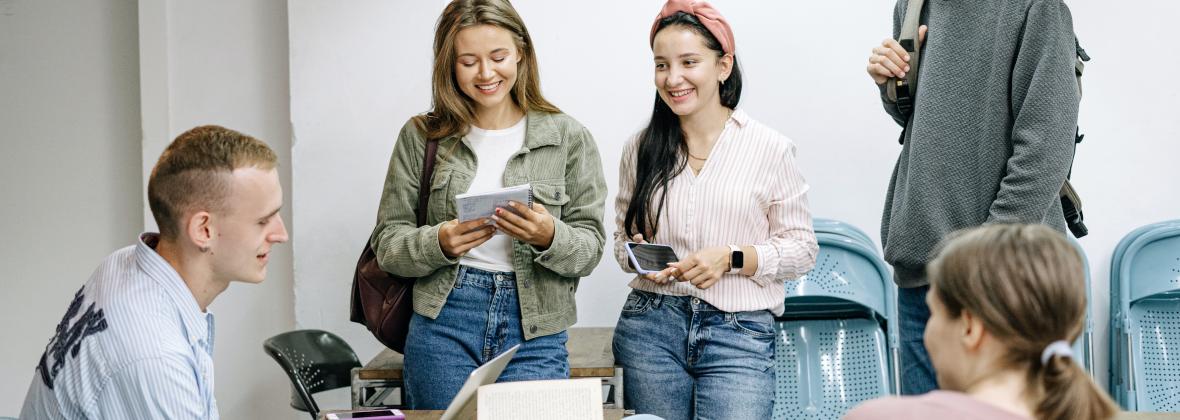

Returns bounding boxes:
[21,125,289,419]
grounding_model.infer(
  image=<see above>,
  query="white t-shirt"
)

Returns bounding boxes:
[458,116,527,273]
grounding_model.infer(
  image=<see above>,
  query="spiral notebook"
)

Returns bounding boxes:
[454,183,533,223]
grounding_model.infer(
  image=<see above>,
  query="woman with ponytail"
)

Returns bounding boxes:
[611,1,818,418]
[846,224,1117,420]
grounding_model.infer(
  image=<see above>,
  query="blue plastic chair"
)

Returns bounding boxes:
[812,218,877,255]
[773,231,897,419]
[1068,237,1095,375]
[1108,221,1180,411]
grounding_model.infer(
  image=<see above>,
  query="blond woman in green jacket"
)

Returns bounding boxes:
[369,0,607,409]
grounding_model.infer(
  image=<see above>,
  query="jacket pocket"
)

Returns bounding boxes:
[426,168,453,221]
[532,181,569,219]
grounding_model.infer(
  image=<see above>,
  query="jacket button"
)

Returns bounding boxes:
[530,326,538,334]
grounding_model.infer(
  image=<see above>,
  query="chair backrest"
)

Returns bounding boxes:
[774,224,900,419]
[263,329,362,417]
[812,218,877,254]
[785,233,894,325]
[1108,221,1180,411]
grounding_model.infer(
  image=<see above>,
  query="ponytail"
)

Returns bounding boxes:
[928,225,1119,420]
[1033,353,1117,420]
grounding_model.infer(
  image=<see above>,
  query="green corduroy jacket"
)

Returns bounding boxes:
[371,110,607,340]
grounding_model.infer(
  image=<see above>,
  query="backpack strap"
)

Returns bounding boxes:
[885,0,927,118]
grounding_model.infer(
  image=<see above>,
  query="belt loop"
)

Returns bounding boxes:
[454,265,467,289]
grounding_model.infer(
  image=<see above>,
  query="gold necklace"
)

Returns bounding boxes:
[687,150,709,161]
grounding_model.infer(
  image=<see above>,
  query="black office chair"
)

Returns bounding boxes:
[263,329,362,419]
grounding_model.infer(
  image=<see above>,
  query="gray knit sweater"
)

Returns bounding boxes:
[879,0,1080,287]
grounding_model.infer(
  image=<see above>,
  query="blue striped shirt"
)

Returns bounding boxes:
[21,233,219,419]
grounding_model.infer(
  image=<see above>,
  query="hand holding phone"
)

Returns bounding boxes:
[625,241,680,275]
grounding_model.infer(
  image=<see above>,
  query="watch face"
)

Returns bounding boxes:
[731,250,744,269]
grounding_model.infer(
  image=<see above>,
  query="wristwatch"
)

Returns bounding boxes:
[728,245,744,274]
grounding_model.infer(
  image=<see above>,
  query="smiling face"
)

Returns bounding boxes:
[208,167,288,284]
[652,26,732,118]
[453,24,522,117]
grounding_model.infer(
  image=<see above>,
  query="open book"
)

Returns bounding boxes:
[476,378,603,420]
[454,184,533,224]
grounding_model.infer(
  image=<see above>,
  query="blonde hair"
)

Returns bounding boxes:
[414,0,559,142]
[928,224,1116,420]
[147,125,277,239]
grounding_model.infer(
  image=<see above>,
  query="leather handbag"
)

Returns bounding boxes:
[350,139,440,353]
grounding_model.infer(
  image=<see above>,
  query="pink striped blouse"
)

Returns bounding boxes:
[613,109,818,315]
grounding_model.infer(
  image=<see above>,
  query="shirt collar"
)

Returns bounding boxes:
[728,108,750,128]
[135,233,212,347]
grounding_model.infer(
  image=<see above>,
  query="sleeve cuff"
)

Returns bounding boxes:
[532,216,579,269]
[420,222,458,267]
[749,243,779,287]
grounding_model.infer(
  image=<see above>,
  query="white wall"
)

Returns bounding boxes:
[138,0,299,417]
[0,0,299,417]
[0,0,142,414]
[289,0,1180,394]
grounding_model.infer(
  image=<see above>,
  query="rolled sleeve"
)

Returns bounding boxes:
[749,146,818,286]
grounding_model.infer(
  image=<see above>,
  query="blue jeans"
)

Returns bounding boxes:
[613,290,775,420]
[403,266,570,409]
[898,285,938,395]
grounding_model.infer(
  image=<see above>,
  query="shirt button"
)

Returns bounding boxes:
[541,255,551,261]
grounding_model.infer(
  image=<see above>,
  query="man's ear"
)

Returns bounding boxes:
[186,211,215,252]
[960,310,986,352]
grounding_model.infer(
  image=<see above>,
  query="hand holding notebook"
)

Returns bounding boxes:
[455,184,533,223]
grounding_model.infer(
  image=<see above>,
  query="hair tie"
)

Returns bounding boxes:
[649,0,735,55]
[1040,340,1074,365]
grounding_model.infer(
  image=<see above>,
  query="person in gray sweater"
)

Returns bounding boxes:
[865,0,1080,395]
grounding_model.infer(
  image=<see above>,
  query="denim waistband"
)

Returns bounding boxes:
[457,265,517,289]
[632,289,729,313]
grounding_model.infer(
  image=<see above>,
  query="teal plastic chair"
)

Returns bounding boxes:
[264,330,362,419]
[1068,237,1095,375]
[773,231,897,419]
[812,218,876,254]
[1108,221,1180,411]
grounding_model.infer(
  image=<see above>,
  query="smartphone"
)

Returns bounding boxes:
[625,242,680,274]
[325,409,405,420]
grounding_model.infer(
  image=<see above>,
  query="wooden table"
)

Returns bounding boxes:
[351,327,623,409]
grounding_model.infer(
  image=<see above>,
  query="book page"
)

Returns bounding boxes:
[476,378,603,420]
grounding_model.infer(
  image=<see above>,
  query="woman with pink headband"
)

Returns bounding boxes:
[612,1,818,418]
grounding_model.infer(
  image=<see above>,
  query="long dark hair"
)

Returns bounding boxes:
[623,12,743,239]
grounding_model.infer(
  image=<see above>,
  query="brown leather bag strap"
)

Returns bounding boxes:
[415,139,440,227]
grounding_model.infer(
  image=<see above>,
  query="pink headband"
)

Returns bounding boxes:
[649,0,735,55]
